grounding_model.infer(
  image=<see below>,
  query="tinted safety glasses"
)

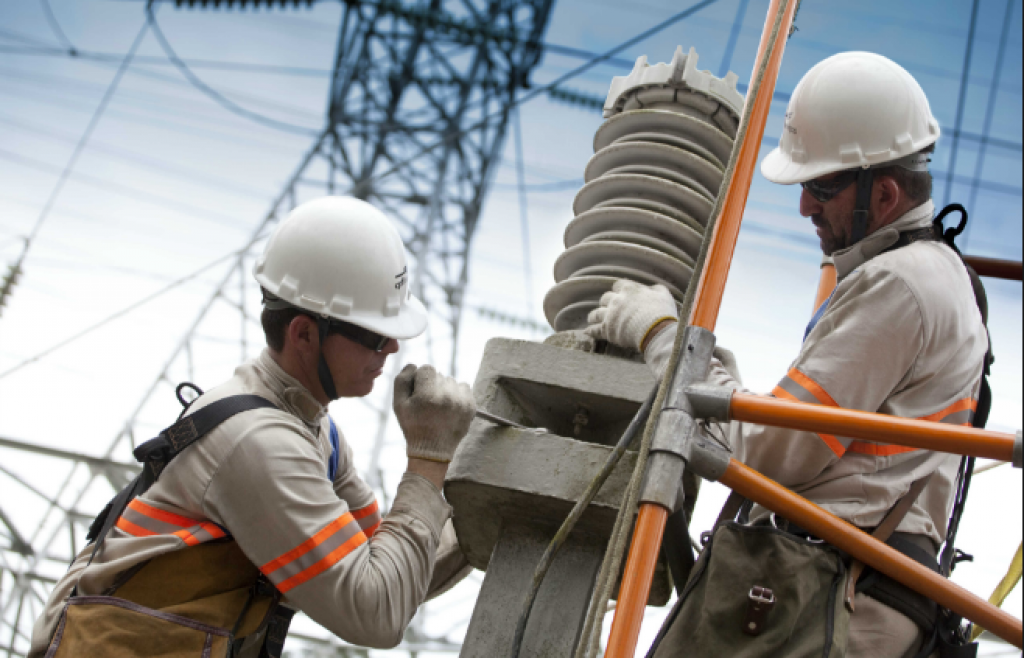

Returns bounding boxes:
[326,319,392,352]
[801,169,860,203]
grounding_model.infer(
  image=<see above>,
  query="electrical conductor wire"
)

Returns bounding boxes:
[39,0,76,54]
[10,18,150,272]
[0,244,257,380]
[345,0,720,197]
[144,1,321,137]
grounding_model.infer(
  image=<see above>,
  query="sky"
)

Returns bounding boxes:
[0,0,1021,656]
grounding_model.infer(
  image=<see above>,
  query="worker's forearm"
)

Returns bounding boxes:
[406,457,449,491]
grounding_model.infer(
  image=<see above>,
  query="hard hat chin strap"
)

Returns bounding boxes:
[850,167,875,245]
[316,317,339,401]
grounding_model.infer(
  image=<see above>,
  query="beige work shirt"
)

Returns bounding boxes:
[646,200,989,545]
[30,350,468,655]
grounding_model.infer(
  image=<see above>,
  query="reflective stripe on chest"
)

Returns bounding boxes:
[773,367,977,457]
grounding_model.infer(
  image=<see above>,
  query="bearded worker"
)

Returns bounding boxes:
[31,196,476,657]
[587,53,989,658]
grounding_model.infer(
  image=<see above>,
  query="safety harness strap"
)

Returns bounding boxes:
[845,473,935,611]
[850,168,875,245]
[316,317,339,401]
[879,203,989,655]
[85,394,278,563]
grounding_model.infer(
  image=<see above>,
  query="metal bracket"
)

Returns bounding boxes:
[640,326,716,510]
[684,430,731,482]
[685,383,734,422]
[1014,430,1022,469]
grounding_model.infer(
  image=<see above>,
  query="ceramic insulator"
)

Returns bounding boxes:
[544,47,745,332]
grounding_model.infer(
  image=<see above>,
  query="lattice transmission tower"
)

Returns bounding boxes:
[0,1,554,654]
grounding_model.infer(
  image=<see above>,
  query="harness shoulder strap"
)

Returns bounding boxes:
[845,473,935,611]
[85,394,278,563]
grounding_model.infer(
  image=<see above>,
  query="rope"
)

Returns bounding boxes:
[509,387,658,656]
[970,542,1023,642]
[573,2,795,655]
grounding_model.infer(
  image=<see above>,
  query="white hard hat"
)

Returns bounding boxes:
[761,52,940,185]
[254,196,427,340]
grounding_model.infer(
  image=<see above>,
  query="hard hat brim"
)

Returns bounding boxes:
[760,147,845,185]
[346,293,429,341]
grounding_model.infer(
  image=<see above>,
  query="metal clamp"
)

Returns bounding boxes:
[640,326,717,511]
[684,430,730,482]
[685,383,734,422]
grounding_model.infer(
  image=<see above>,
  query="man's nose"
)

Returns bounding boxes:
[383,338,400,355]
[799,187,823,217]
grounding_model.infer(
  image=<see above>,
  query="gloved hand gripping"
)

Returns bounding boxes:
[393,364,477,463]
[585,280,679,351]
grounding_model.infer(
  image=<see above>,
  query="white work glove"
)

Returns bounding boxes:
[585,280,679,351]
[713,346,743,386]
[393,364,476,463]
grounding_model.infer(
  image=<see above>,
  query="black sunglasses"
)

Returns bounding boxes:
[325,319,392,352]
[801,170,860,203]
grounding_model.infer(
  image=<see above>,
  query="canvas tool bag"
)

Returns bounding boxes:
[45,540,285,658]
[648,520,851,658]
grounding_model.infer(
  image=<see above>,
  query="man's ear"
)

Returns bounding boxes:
[285,315,319,356]
[873,176,902,226]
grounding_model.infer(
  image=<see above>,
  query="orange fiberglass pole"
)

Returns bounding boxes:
[962,255,1024,281]
[719,459,1024,648]
[730,393,1018,462]
[813,259,837,313]
[604,1,800,656]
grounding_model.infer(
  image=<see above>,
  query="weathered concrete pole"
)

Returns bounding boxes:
[446,47,744,657]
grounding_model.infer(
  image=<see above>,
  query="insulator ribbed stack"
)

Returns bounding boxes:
[544,47,744,332]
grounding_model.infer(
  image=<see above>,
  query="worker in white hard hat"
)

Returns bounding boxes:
[588,53,990,658]
[30,196,476,657]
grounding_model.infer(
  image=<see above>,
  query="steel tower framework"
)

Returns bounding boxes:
[0,1,554,655]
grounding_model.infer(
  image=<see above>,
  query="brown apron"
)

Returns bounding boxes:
[45,540,280,658]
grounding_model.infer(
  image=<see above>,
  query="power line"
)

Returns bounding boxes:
[719,0,751,78]
[513,106,534,314]
[0,244,251,380]
[1,39,631,78]
[0,70,305,155]
[963,0,1018,249]
[0,53,326,123]
[144,2,321,136]
[0,27,53,48]
[943,0,982,207]
[0,112,268,200]
[358,0,721,198]
[0,43,334,77]
[0,148,254,230]
[38,0,76,53]
[1,16,151,329]
[18,22,149,250]
[490,178,583,193]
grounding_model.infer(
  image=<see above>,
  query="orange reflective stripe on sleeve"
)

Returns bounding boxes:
[115,499,230,547]
[773,368,847,457]
[260,513,368,594]
[351,500,382,537]
[848,397,978,457]
[174,523,228,547]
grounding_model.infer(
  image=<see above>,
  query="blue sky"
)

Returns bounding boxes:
[0,0,1020,655]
